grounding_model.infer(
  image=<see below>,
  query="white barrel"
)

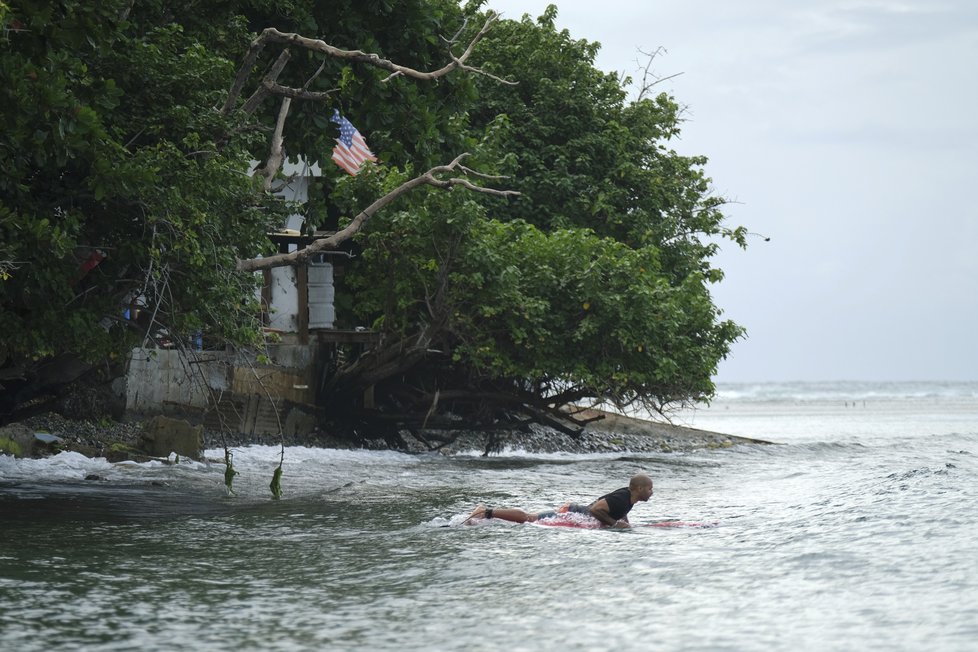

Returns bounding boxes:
[307,261,335,329]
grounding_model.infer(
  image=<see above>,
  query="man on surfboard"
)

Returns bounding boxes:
[467,473,654,528]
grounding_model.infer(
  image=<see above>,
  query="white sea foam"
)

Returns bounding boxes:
[4,382,974,486]
[713,380,978,402]
[3,388,978,652]
[0,450,118,482]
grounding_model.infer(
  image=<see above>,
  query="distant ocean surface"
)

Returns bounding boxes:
[2,380,977,651]
[715,380,976,402]
[678,380,978,445]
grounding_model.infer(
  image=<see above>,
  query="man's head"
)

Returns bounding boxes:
[629,473,654,502]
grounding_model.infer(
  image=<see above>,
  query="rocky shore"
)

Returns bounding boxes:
[1,406,771,462]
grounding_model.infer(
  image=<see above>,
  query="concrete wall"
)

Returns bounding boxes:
[126,348,230,412]
[125,345,319,437]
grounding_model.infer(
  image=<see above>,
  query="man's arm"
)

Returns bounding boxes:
[589,499,628,528]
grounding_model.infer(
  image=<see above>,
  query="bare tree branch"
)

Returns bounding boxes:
[240,49,291,116]
[222,38,269,115]
[261,80,338,102]
[443,16,471,46]
[252,97,292,192]
[225,12,515,105]
[634,46,684,103]
[458,166,508,181]
[259,55,339,103]
[236,154,519,272]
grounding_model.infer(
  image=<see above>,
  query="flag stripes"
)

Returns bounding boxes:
[330,109,377,176]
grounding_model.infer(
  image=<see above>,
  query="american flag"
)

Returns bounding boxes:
[330,109,377,176]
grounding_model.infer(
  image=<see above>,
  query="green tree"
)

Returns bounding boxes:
[0,0,485,417]
[329,5,745,432]
[0,2,279,411]
[1,0,745,439]
[470,6,745,273]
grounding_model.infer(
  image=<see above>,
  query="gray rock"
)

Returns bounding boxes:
[140,415,203,460]
[0,424,34,458]
[34,432,62,444]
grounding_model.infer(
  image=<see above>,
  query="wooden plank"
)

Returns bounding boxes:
[314,329,382,344]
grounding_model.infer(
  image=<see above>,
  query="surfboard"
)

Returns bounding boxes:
[530,514,718,529]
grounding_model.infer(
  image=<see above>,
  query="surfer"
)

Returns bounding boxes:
[467,472,654,528]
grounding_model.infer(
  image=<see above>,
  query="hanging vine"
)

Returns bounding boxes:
[224,448,239,495]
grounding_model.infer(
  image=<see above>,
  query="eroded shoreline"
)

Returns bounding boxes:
[2,407,773,462]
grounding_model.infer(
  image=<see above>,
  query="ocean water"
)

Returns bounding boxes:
[1,381,977,651]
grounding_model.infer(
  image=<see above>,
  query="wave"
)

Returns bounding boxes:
[0,450,196,484]
[0,445,420,492]
[713,380,978,403]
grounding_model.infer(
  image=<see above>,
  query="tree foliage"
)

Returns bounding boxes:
[0,0,475,410]
[0,1,280,389]
[0,0,746,431]
[337,5,745,422]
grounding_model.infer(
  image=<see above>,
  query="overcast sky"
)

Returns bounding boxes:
[485,1,978,382]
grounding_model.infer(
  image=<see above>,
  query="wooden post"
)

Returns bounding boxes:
[296,264,309,344]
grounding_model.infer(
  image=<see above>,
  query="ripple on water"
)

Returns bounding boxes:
[2,423,978,651]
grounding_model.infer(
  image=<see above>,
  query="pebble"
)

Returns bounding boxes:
[19,411,736,458]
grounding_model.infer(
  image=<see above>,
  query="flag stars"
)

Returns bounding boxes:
[330,109,377,176]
